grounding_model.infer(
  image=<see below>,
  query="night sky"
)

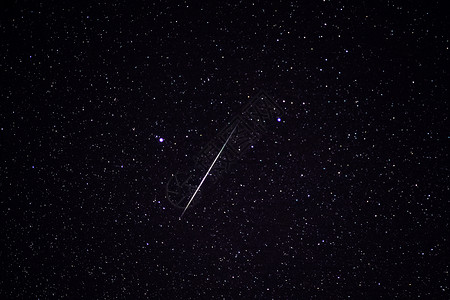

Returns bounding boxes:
[1,1,448,299]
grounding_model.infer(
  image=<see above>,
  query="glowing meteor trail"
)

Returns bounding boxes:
[180,124,238,219]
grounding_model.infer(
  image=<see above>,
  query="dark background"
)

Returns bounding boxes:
[0,0,448,298]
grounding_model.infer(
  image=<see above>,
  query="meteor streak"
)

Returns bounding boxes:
[180,124,238,219]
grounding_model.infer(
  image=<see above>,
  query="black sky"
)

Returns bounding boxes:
[1,1,448,299]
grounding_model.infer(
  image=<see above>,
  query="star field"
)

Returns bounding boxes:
[1,1,448,298]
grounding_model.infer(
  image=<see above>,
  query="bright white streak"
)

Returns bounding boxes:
[180,124,238,219]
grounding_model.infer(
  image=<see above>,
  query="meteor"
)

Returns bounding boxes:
[180,124,238,219]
